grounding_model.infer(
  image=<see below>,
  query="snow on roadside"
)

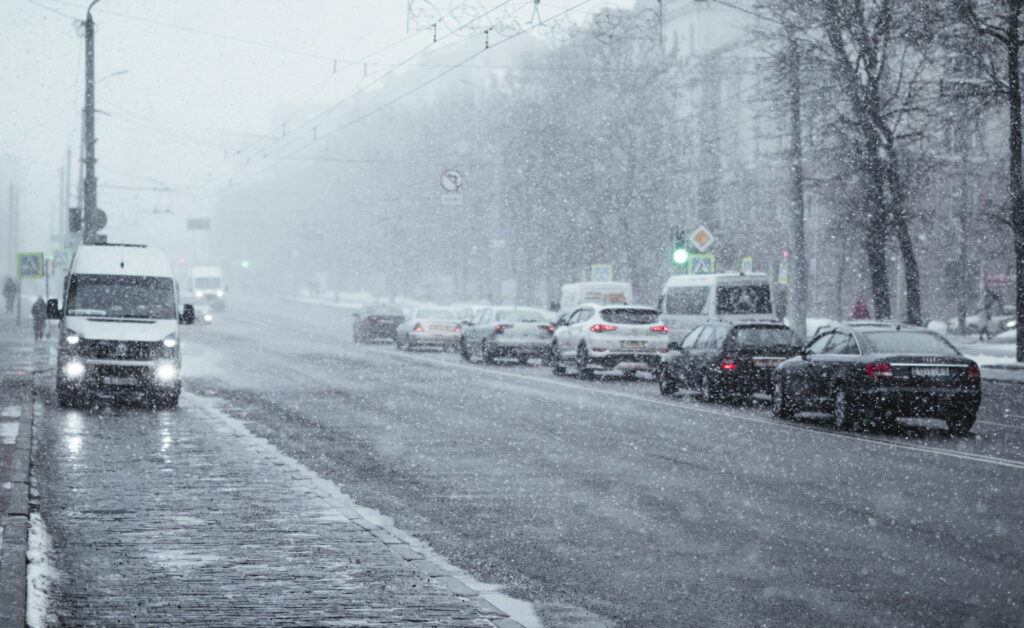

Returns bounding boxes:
[26,512,57,628]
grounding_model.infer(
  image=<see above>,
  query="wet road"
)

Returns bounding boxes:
[36,294,1024,627]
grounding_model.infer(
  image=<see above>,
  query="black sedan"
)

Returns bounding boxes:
[351,304,405,343]
[659,322,803,401]
[771,324,981,435]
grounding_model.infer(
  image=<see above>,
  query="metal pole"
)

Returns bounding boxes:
[786,28,808,339]
[82,1,100,245]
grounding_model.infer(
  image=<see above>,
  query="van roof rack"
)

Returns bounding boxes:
[92,242,147,247]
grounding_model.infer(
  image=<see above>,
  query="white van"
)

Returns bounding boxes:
[186,266,225,311]
[47,244,195,408]
[558,282,633,317]
[657,272,775,340]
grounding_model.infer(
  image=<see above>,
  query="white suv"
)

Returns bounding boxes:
[551,304,669,379]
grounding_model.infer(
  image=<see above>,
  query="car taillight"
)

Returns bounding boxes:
[539,324,555,333]
[495,324,513,333]
[865,362,893,378]
[453,325,462,333]
[649,325,669,333]
[590,324,617,332]
[721,355,737,370]
[413,323,424,332]
[966,364,980,381]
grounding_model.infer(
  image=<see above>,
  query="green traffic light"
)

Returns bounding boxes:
[672,248,689,265]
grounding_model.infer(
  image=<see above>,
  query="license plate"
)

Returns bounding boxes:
[754,359,782,368]
[912,367,949,377]
[621,341,645,349]
[428,325,450,332]
[102,376,135,386]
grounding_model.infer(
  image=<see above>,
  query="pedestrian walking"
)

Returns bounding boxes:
[851,296,870,320]
[979,289,999,341]
[3,277,16,315]
[31,296,46,340]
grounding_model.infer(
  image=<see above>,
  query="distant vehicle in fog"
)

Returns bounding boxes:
[48,244,195,409]
[657,273,774,341]
[551,304,668,379]
[187,266,226,311]
[557,281,632,316]
[395,307,461,351]
[659,321,802,401]
[459,306,554,364]
[352,304,405,343]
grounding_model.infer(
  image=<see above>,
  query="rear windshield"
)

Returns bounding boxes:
[67,274,176,319]
[716,285,772,315]
[414,309,455,320]
[600,308,659,324]
[664,287,708,315]
[496,309,548,322]
[863,331,960,356]
[732,327,800,347]
[364,305,403,316]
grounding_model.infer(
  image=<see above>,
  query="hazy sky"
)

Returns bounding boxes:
[1,0,623,259]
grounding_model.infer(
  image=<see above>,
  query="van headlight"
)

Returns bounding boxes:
[162,334,178,348]
[216,290,224,298]
[64,360,85,378]
[194,290,203,298]
[202,313,213,323]
[64,329,81,345]
[155,363,177,382]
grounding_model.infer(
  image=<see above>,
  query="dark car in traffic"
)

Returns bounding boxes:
[658,321,802,401]
[352,304,405,343]
[771,324,981,435]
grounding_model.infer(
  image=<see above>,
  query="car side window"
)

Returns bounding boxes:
[693,326,714,349]
[840,333,861,355]
[712,326,729,349]
[579,308,594,323]
[823,333,849,354]
[681,326,703,349]
[806,333,833,355]
[568,309,585,325]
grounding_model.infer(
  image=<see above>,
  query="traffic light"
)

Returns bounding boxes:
[671,229,690,266]
[69,207,82,233]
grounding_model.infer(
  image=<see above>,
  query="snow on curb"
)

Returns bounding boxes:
[26,513,56,628]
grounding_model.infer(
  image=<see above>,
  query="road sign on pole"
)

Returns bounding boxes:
[591,264,613,281]
[53,248,73,270]
[440,169,464,192]
[777,260,789,285]
[741,256,754,274]
[689,226,715,252]
[17,252,45,279]
[689,254,715,275]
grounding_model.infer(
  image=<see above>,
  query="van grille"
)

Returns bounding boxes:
[79,340,161,361]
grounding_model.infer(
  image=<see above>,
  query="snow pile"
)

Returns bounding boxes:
[26,512,58,628]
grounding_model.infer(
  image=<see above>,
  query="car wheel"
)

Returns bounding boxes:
[576,345,594,380]
[481,340,496,364]
[658,369,678,396]
[551,344,566,375]
[518,355,531,365]
[700,373,719,403]
[459,339,472,361]
[832,386,860,431]
[621,370,637,381]
[771,380,794,420]
[947,413,976,437]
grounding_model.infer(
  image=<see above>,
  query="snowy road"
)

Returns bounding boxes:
[35,294,1024,627]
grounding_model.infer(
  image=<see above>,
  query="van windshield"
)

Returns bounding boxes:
[194,277,221,290]
[716,285,772,315]
[67,274,177,319]
[664,287,708,315]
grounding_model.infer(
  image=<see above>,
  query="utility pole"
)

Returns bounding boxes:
[82,0,101,245]
[786,25,808,340]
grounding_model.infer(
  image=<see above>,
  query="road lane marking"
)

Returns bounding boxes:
[376,348,1024,472]
[979,420,1024,432]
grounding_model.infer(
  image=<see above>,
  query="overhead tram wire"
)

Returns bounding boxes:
[196,0,598,198]
[24,0,78,21]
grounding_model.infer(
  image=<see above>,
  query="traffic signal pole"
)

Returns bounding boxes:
[82,1,100,245]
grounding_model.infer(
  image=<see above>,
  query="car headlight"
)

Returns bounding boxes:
[194,290,203,298]
[163,334,178,348]
[216,290,224,298]
[155,363,177,381]
[203,313,213,323]
[1007,320,1017,329]
[64,329,81,345]
[64,360,85,378]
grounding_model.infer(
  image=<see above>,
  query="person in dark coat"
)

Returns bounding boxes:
[3,277,16,315]
[31,296,46,340]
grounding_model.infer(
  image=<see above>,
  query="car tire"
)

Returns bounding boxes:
[771,380,794,420]
[658,369,678,396]
[481,340,496,365]
[551,344,566,375]
[947,413,976,437]
[832,386,860,431]
[700,373,719,403]
[518,355,531,365]
[459,339,472,362]
[576,345,594,380]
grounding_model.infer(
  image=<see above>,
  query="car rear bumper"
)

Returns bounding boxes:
[409,332,460,346]
[587,351,662,370]
[852,387,981,417]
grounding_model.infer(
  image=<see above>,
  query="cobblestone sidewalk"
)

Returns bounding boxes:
[34,392,527,627]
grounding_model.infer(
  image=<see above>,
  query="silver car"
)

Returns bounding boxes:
[459,307,555,364]
[395,308,461,351]
[551,304,669,379]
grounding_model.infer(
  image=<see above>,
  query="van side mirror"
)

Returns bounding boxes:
[46,298,61,320]
[181,304,196,325]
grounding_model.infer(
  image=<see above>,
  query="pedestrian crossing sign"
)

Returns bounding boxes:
[16,252,45,279]
[688,254,715,275]
[591,264,613,282]
[52,248,73,270]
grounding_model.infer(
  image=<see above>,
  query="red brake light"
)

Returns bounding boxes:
[649,325,670,333]
[540,324,555,333]
[413,323,424,332]
[865,362,893,378]
[495,324,513,333]
[453,325,462,333]
[966,364,980,380]
[590,324,618,332]
[721,355,737,370]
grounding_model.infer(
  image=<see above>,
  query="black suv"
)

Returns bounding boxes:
[659,321,802,402]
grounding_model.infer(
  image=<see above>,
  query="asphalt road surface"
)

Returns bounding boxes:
[36,294,1024,627]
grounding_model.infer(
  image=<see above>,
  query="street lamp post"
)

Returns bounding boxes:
[82,0,101,245]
